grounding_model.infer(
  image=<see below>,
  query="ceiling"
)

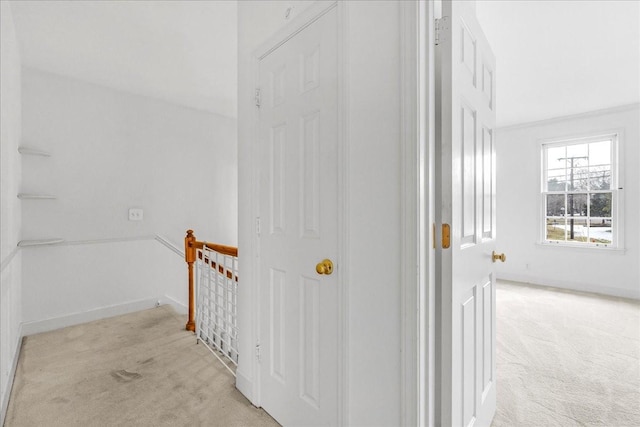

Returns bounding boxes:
[476,0,640,127]
[9,1,639,126]
[10,0,237,118]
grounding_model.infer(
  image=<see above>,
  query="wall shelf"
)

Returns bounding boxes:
[18,146,51,157]
[18,239,65,247]
[17,193,57,200]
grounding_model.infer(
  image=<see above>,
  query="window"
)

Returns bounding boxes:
[541,134,619,248]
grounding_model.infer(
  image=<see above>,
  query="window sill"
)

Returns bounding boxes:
[536,241,626,254]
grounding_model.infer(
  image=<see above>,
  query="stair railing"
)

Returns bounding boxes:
[184,229,239,373]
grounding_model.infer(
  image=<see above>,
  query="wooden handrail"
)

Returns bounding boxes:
[191,241,238,257]
[184,229,238,332]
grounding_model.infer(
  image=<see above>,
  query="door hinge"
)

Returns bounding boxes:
[255,344,261,362]
[255,88,261,108]
[435,16,449,45]
[255,217,261,235]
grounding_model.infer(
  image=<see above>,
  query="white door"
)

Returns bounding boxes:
[436,1,498,426]
[257,7,339,427]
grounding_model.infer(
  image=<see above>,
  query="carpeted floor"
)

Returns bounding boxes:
[493,281,640,427]
[5,285,639,426]
[4,305,279,427]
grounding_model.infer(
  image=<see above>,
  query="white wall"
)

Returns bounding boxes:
[237,2,403,425]
[22,68,237,247]
[0,0,23,420]
[344,4,402,424]
[20,239,183,332]
[496,105,640,299]
[20,68,238,325]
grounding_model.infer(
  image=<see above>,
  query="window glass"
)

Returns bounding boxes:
[542,136,617,247]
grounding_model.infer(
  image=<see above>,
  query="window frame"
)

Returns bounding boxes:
[538,131,624,250]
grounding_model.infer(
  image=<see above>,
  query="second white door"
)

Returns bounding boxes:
[257,6,339,427]
[436,1,498,426]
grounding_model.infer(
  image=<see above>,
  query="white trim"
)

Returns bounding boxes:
[419,1,437,425]
[161,295,188,314]
[253,1,338,60]
[400,1,419,426]
[154,235,184,257]
[17,193,56,200]
[250,2,348,423]
[337,2,350,425]
[15,235,157,248]
[535,241,626,253]
[21,297,160,336]
[537,131,623,147]
[235,369,253,402]
[1,324,23,427]
[537,129,624,250]
[16,234,184,257]
[496,274,640,301]
[0,246,19,274]
[249,26,262,408]
[17,239,65,247]
[497,103,640,132]
[18,146,51,157]
[62,235,156,246]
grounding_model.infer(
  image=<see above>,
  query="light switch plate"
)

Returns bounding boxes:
[128,208,144,221]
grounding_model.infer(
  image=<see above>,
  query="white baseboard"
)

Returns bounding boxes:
[162,295,188,315]
[235,369,255,405]
[1,324,24,426]
[21,298,161,336]
[496,272,640,300]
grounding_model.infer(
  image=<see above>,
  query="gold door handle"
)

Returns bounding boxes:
[492,251,506,263]
[316,259,334,275]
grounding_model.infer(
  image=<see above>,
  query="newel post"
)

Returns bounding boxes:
[185,229,197,332]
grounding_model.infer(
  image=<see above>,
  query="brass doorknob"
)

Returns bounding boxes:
[316,259,334,275]
[492,251,506,263]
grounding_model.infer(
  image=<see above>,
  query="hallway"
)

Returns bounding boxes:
[4,306,278,427]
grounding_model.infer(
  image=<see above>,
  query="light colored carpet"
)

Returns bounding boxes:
[4,305,279,427]
[6,286,638,426]
[493,281,640,427]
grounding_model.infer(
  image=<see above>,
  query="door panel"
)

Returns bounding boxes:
[269,268,286,383]
[462,103,477,245]
[300,111,321,238]
[437,1,497,426]
[270,124,287,234]
[482,127,493,239]
[300,275,320,407]
[481,279,494,399]
[258,6,339,426]
[461,287,476,426]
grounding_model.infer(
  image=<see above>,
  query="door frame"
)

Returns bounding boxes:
[248,1,349,424]
[401,1,437,425]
